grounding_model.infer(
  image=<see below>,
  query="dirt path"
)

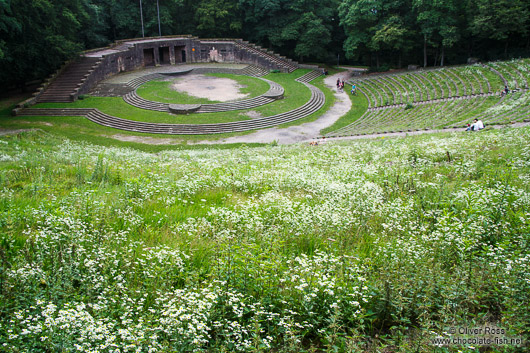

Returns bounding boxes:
[0,128,39,136]
[171,74,249,102]
[194,71,354,145]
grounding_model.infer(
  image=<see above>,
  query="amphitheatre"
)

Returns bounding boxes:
[2,30,530,351]
[9,35,530,144]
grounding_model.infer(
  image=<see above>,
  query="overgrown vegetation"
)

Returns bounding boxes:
[0,128,529,351]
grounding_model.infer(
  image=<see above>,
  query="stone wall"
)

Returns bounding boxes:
[73,36,295,100]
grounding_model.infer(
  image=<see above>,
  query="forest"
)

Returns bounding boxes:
[0,0,529,89]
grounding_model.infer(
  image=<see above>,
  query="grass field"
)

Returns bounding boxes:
[0,128,529,352]
[136,73,271,104]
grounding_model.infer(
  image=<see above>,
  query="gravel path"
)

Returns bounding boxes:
[323,121,530,143]
[194,71,354,145]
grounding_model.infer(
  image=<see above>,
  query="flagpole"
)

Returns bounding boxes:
[157,0,161,36]
[139,0,145,37]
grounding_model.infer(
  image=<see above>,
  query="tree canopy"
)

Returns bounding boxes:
[1,0,529,90]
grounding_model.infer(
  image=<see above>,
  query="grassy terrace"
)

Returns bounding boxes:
[1,128,529,351]
[6,59,530,142]
[34,70,313,125]
[2,69,335,148]
[327,59,530,137]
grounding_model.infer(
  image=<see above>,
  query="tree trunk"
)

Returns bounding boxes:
[441,46,445,67]
[398,52,402,69]
[376,51,380,68]
[504,41,509,58]
[423,35,427,68]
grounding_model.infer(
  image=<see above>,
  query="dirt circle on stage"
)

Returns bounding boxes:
[170,74,249,102]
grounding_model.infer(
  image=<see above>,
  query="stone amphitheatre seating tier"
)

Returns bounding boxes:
[127,73,177,89]
[122,70,286,113]
[449,90,530,127]
[350,63,521,109]
[326,89,530,137]
[326,60,530,137]
[295,70,323,83]
[488,62,529,90]
[191,65,269,77]
[17,72,325,134]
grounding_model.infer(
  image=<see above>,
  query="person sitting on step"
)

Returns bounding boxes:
[466,118,484,131]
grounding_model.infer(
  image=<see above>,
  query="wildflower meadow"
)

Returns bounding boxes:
[0,128,529,352]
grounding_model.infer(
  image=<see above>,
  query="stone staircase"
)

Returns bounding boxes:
[234,41,299,73]
[295,70,323,83]
[36,57,102,103]
[239,65,270,77]
[126,73,167,89]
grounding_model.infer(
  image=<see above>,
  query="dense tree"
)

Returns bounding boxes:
[339,0,414,67]
[413,0,460,67]
[339,0,381,62]
[195,0,241,37]
[1,0,530,91]
[469,0,529,58]
[239,0,337,62]
[0,0,93,88]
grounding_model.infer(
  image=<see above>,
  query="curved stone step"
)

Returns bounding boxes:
[124,76,284,113]
[127,74,166,89]
[295,70,323,83]
[18,82,325,135]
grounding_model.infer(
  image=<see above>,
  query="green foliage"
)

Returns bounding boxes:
[239,0,337,62]
[195,0,242,36]
[368,64,390,73]
[2,0,530,91]
[469,0,530,56]
[0,0,97,87]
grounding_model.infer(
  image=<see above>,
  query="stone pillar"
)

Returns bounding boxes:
[154,47,160,66]
[170,46,176,65]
